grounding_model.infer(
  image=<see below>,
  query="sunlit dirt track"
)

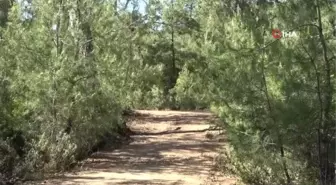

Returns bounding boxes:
[30,110,236,185]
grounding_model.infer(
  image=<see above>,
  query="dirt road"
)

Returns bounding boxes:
[38,110,236,185]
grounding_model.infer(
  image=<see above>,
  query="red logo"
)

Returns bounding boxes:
[272,29,282,39]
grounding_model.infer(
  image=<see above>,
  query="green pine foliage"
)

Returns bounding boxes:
[0,0,335,184]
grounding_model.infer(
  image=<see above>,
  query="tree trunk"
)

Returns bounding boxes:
[0,0,12,27]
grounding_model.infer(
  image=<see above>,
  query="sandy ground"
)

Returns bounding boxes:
[30,110,236,185]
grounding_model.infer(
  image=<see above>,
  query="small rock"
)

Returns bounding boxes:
[205,132,214,139]
[174,127,181,131]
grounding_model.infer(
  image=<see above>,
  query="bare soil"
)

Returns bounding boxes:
[31,110,236,185]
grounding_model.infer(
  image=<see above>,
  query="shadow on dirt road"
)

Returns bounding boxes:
[32,110,236,185]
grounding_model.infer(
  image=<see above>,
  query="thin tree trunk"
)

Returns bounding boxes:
[53,0,63,121]
[0,0,12,27]
[260,33,292,184]
[114,0,118,16]
[302,42,326,183]
[168,0,178,109]
[170,13,176,108]
[316,0,334,183]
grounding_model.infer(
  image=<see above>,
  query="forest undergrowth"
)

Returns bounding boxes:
[0,0,335,185]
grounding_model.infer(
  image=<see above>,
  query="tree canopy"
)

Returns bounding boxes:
[0,0,335,184]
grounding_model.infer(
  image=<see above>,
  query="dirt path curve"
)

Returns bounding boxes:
[40,110,236,185]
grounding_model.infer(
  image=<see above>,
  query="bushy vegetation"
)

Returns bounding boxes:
[0,0,335,185]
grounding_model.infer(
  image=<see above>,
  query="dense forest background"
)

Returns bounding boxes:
[0,0,335,184]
